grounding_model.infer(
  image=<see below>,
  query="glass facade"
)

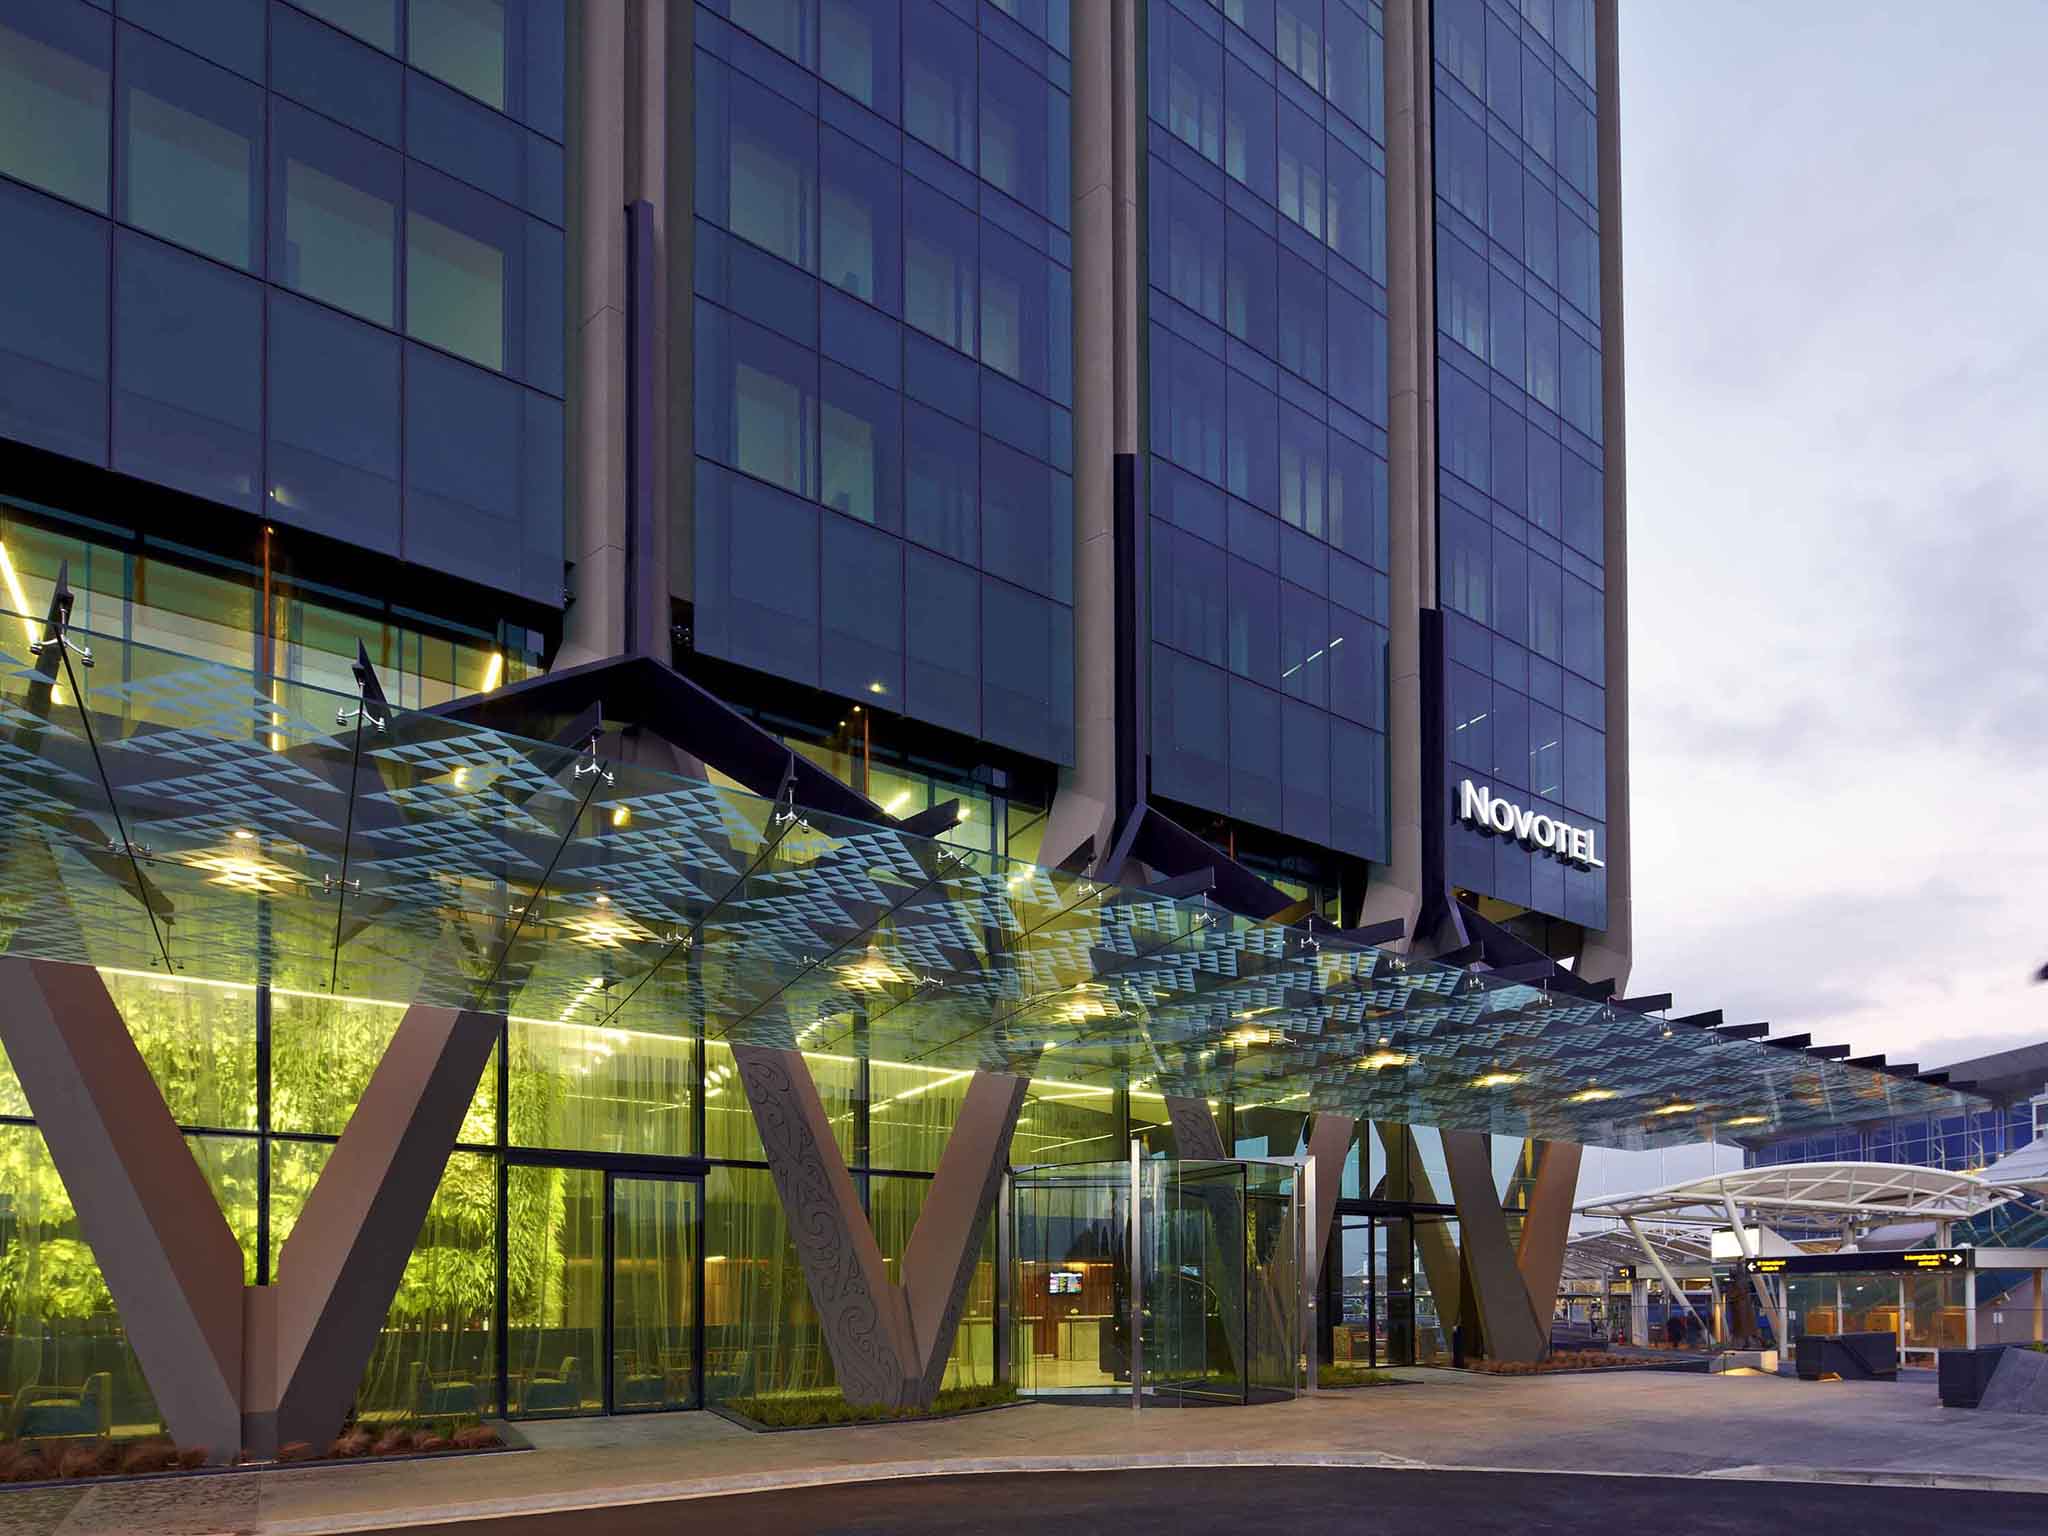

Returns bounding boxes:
[0,0,566,609]
[1746,1104,2037,1174]
[1144,0,1393,863]
[689,0,1077,766]
[1434,0,1606,925]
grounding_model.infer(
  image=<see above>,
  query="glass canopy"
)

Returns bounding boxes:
[0,616,1979,1150]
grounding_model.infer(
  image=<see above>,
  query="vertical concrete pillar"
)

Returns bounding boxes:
[1356,0,1435,940]
[1440,1130,1546,1362]
[733,1045,1028,1408]
[1577,0,1632,989]
[1514,1141,1583,1328]
[261,1007,499,1453]
[0,959,244,1457]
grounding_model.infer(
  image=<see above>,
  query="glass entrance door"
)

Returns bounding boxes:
[609,1175,699,1412]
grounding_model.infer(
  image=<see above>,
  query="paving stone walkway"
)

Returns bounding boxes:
[4,1367,2044,1535]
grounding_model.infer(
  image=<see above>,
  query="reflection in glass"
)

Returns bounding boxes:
[611,1177,696,1411]
[703,1165,835,1400]
[507,1165,601,1416]
[0,5,110,211]
[120,30,261,271]
[274,104,398,327]
[411,0,507,110]
[408,207,506,371]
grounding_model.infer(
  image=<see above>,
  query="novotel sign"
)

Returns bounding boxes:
[1457,780,1604,869]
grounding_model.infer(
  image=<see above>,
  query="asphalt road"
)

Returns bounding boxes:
[353,1467,2048,1535]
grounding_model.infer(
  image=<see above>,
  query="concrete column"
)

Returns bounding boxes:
[1441,1131,1546,1362]
[2033,1271,2043,1344]
[1039,0,1133,869]
[1514,1141,1583,1325]
[561,0,630,667]
[1576,0,1632,988]
[1356,0,1436,941]
[733,1046,1028,1408]
[0,959,244,1457]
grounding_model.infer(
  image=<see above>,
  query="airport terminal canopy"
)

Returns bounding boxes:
[1577,1164,2028,1231]
[1560,1227,1713,1283]
[0,616,1987,1150]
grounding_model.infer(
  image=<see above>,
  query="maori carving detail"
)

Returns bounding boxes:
[1165,1093,1227,1159]
[734,1047,905,1406]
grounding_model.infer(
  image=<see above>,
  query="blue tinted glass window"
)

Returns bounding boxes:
[982,439,1070,600]
[1153,648,1228,810]
[406,164,518,372]
[1278,406,1324,538]
[1326,140,1380,279]
[695,298,820,498]
[903,177,976,353]
[117,0,262,80]
[1523,171,1557,285]
[1561,571,1601,683]
[1154,524,1226,666]
[905,548,979,735]
[981,225,1061,398]
[1438,231,1487,361]
[821,358,900,528]
[0,180,108,464]
[696,54,817,270]
[1275,0,1321,87]
[1329,608,1382,727]
[1527,699,1561,795]
[1224,0,1274,50]
[267,290,399,550]
[1485,11,1519,123]
[981,577,1072,762]
[1526,427,1560,532]
[297,0,397,53]
[821,125,900,312]
[821,513,904,702]
[1521,47,1553,160]
[1435,97,1485,229]
[1563,717,1603,817]
[270,100,398,326]
[1439,366,1488,491]
[1231,677,1281,826]
[1327,0,1376,132]
[1330,718,1384,858]
[1489,685,1528,786]
[904,0,975,168]
[1158,5,1221,163]
[904,401,977,562]
[0,1,109,210]
[118,25,262,270]
[1279,584,1329,706]
[1524,302,1559,410]
[980,36,1059,218]
[1282,698,1330,844]
[406,68,559,223]
[1277,102,1322,237]
[1277,251,1324,385]
[1562,449,1602,560]
[1158,167,1225,325]
[693,459,822,686]
[1327,286,1385,425]
[1435,0,1484,95]
[1527,552,1560,662]
[1155,329,1224,484]
[721,0,816,66]
[820,0,898,116]
[1229,555,1278,683]
[1226,214,1277,352]
[1488,138,1522,254]
[1491,529,1528,645]
[1560,326,1600,440]
[1490,268,1524,386]
[113,231,260,509]
[410,0,509,110]
[1327,431,1381,564]
[271,2,401,144]
[1440,501,1489,622]
[1557,89,1594,201]
[1224,53,1274,201]
[1490,398,1526,515]
[1226,369,1278,512]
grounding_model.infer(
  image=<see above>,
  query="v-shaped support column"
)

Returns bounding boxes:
[1441,1130,1548,1362]
[734,1045,1027,1409]
[0,958,496,1458]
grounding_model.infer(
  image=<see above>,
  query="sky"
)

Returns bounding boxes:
[1579,1,2048,1200]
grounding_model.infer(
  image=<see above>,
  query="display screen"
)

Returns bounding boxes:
[1048,1270,1083,1295]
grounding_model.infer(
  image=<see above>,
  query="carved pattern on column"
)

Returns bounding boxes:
[1164,1093,1226,1159]
[732,1045,906,1406]
[734,1045,1027,1409]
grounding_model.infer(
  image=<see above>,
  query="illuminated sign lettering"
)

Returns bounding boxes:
[1742,1250,1971,1277]
[1457,780,1604,869]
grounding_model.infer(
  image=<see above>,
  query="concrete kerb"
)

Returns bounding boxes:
[259,1453,2048,1533]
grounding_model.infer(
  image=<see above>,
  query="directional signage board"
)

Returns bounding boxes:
[1742,1250,1971,1277]
[1613,1264,1636,1282]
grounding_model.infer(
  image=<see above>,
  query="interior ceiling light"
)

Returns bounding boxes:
[1228,1026,1281,1048]
[1473,1071,1523,1089]
[187,847,291,894]
[836,946,905,991]
[1725,1113,1768,1127]
[1358,1050,1409,1072]
[1567,1086,1617,1103]
[1652,1101,1699,1116]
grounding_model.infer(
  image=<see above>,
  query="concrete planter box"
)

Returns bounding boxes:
[1794,1332,1897,1381]
[1938,1345,2009,1408]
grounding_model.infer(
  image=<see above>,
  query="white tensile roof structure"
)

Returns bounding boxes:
[1576,1162,2028,1233]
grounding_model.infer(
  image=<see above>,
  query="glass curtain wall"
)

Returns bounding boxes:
[1434,0,1609,926]
[1144,0,1394,862]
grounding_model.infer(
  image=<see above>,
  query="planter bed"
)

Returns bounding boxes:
[1461,1352,1710,1377]
[712,1385,1025,1432]
[0,1422,523,1491]
[1316,1369,1407,1390]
